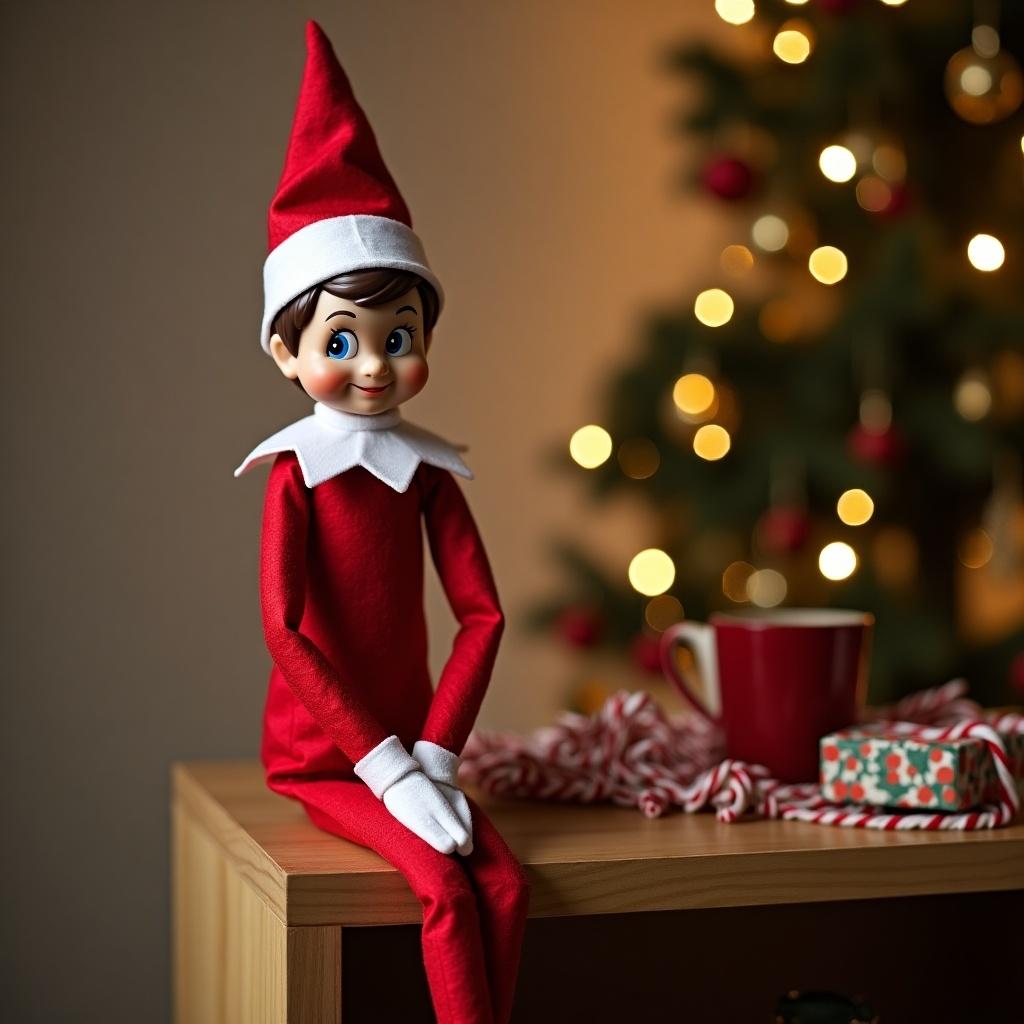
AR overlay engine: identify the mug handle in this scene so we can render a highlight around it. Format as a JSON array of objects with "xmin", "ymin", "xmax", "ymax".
[{"xmin": 659, "ymin": 621, "xmax": 722, "ymax": 726}]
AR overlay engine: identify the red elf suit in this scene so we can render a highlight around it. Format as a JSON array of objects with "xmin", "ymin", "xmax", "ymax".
[{"xmin": 235, "ymin": 23, "xmax": 529, "ymax": 1024}]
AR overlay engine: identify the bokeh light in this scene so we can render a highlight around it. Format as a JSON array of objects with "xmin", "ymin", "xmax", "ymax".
[
  {"xmin": 617, "ymin": 437, "xmax": 661, "ymax": 480},
  {"xmin": 872, "ymin": 144, "xmax": 907, "ymax": 181},
  {"xmin": 751, "ymin": 214, "xmax": 789, "ymax": 252},
  {"xmin": 855, "ymin": 175, "xmax": 892, "ymax": 212},
  {"xmin": 808, "ymin": 245, "xmax": 848, "ymax": 284},
  {"xmin": 693, "ymin": 424, "xmax": 732, "ymax": 461},
  {"xmin": 628, "ymin": 549, "xmax": 676, "ymax": 596},
  {"xmin": 720, "ymin": 244, "xmax": 755, "ymax": 275},
  {"xmin": 960, "ymin": 63, "xmax": 993, "ymax": 97},
  {"xmin": 819, "ymin": 145, "xmax": 857, "ymax": 182},
  {"xmin": 714, "ymin": 0, "xmax": 755, "ymax": 26},
  {"xmin": 722, "ymin": 561, "xmax": 755, "ymax": 602},
  {"xmin": 967, "ymin": 233, "xmax": 1005, "ymax": 271},
  {"xmin": 819, "ymin": 541, "xmax": 858, "ymax": 581},
  {"xmin": 645, "ymin": 594, "xmax": 683, "ymax": 631},
  {"xmin": 673, "ymin": 373, "xmax": 716, "ymax": 415},
  {"xmin": 773, "ymin": 23, "xmax": 812, "ymax": 65},
  {"xmin": 954, "ymin": 372, "xmax": 992, "ymax": 421},
  {"xmin": 569, "ymin": 425, "xmax": 612, "ymax": 468},
  {"xmin": 959, "ymin": 529, "xmax": 994, "ymax": 569},
  {"xmin": 972, "ymin": 25, "xmax": 1000, "ymax": 60},
  {"xmin": 837, "ymin": 488, "xmax": 874, "ymax": 526},
  {"xmin": 747, "ymin": 568, "xmax": 787, "ymax": 607},
  {"xmin": 694, "ymin": 288, "xmax": 735, "ymax": 327}
]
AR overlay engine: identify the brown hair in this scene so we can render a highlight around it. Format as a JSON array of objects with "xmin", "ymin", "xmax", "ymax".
[{"xmin": 271, "ymin": 268, "xmax": 440, "ymax": 358}]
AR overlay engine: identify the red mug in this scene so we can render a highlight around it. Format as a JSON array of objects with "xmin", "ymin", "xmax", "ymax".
[{"xmin": 660, "ymin": 609, "xmax": 873, "ymax": 782}]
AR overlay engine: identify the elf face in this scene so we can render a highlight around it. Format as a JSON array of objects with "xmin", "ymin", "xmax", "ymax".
[{"xmin": 271, "ymin": 287, "xmax": 430, "ymax": 414}]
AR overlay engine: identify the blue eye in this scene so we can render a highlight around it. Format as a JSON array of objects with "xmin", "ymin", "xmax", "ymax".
[
  {"xmin": 326, "ymin": 330, "xmax": 358, "ymax": 360},
  {"xmin": 385, "ymin": 327, "xmax": 414, "ymax": 357}
]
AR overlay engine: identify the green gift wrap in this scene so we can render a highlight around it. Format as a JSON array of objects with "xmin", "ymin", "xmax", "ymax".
[{"xmin": 819, "ymin": 724, "xmax": 1024, "ymax": 812}]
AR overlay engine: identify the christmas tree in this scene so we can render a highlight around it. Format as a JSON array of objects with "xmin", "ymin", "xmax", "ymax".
[{"xmin": 531, "ymin": 0, "xmax": 1024, "ymax": 709}]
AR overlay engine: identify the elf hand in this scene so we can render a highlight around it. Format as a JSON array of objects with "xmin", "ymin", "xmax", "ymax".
[
  {"xmin": 353, "ymin": 736, "xmax": 470, "ymax": 855},
  {"xmin": 413, "ymin": 740, "xmax": 474, "ymax": 856}
]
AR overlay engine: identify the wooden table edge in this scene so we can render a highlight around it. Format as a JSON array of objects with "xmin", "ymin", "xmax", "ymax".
[
  {"xmin": 173, "ymin": 761, "xmax": 291, "ymax": 924},
  {"xmin": 172, "ymin": 760, "xmax": 1024, "ymax": 928}
]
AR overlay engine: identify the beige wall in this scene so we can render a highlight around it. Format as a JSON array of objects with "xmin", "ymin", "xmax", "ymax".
[{"xmin": 3, "ymin": 1, "xmax": 726, "ymax": 1018}]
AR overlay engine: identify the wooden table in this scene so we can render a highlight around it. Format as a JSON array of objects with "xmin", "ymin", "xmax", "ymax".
[{"xmin": 172, "ymin": 760, "xmax": 1024, "ymax": 1023}]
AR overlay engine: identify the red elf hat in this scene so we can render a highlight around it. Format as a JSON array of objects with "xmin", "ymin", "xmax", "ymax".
[{"xmin": 260, "ymin": 21, "xmax": 444, "ymax": 352}]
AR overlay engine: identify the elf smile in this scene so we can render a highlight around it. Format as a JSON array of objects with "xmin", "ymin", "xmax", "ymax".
[{"xmin": 352, "ymin": 382, "xmax": 393, "ymax": 394}]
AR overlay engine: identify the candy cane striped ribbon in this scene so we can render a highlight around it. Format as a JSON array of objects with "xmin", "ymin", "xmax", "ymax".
[{"xmin": 459, "ymin": 684, "xmax": 1021, "ymax": 830}]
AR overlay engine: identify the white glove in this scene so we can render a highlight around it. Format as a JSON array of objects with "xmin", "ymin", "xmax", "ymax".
[
  {"xmin": 413, "ymin": 740, "xmax": 474, "ymax": 857},
  {"xmin": 353, "ymin": 735, "xmax": 470, "ymax": 855}
]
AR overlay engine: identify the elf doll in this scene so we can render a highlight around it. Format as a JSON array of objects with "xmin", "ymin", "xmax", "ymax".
[{"xmin": 235, "ymin": 22, "xmax": 530, "ymax": 1024}]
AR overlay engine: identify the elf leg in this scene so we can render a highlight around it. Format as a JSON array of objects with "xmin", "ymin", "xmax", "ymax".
[
  {"xmin": 458, "ymin": 793, "xmax": 531, "ymax": 1024},
  {"xmin": 270, "ymin": 777, "xmax": 495, "ymax": 1024}
]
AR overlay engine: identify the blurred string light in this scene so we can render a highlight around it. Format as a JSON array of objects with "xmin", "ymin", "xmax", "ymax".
[
  {"xmin": 645, "ymin": 594, "xmax": 683, "ymax": 631},
  {"xmin": 569, "ymin": 424, "xmax": 612, "ymax": 468},
  {"xmin": 959, "ymin": 528, "xmax": 994, "ymax": 569},
  {"xmin": 819, "ymin": 144, "xmax": 857, "ymax": 182},
  {"xmin": 808, "ymin": 245, "xmax": 848, "ymax": 284},
  {"xmin": 967, "ymin": 233, "xmax": 1005, "ymax": 271},
  {"xmin": 628, "ymin": 548, "xmax": 676, "ymax": 596},
  {"xmin": 714, "ymin": 0, "xmax": 755, "ymax": 26},
  {"xmin": 751, "ymin": 214, "xmax": 789, "ymax": 252},
  {"xmin": 693, "ymin": 424, "xmax": 731, "ymax": 460},
  {"xmin": 819, "ymin": 541, "xmax": 858, "ymax": 581},
  {"xmin": 954, "ymin": 370, "xmax": 992, "ymax": 420},
  {"xmin": 673, "ymin": 373, "xmax": 716, "ymax": 415},
  {"xmin": 880, "ymin": 0, "xmax": 908, "ymax": 6},
  {"xmin": 747, "ymin": 568, "xmax": 787, "ymax": 607},
  {"xmin": 837, "ymin": 488, "xmax": 874, "ymax": 526},
  {"xmin": 784, "ymin": 0, "xmax": 809, "ymax": 5},
  {"xmin": 722, "ymin": 560, "xmax": 755, "ymax": 602},
  {"xmin": 773, "ymin": 21, "xmax": 813, "ymax": 65},
  {"xmin": 694, "ymin": 288, "xmax": 735, "ymax": 326},
  {"xmin": 617, "ymin": 437, "xmax": 660, "ymax": 479},
  {"xmin": 720, "ymin": 244, "xmax": 755, "ymax": 275}
]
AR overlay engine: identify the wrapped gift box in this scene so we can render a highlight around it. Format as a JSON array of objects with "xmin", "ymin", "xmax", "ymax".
[{"xmin": 819, "ymin": 724, "xmax": 1024, "ymax": 812}]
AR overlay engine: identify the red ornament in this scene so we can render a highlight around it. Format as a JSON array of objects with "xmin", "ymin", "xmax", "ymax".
[
  {"xmin": 757, "ymin": 505, "xmax": 811, "ymax": 555},
  {"xmin": 630, "ymin": 632, "xmax": 663, "ymax": 675},
  {"xmin": 555, "ymin": 606, "xmax": 606, "ymax": 648},
  {"xmin": 1011, "ymin": 652, "xmax": 1024, "ymax": 697},
  {"xmin": 701, "ymin": 155, "xmax": 754, "ymax": 201},
  {"xmin": 847, "ymin": 423, "xmax": 906, "ymax": 467},
  {"xmin": 819, "ymin": 0, "xmax": 861, "ymax": 13}
]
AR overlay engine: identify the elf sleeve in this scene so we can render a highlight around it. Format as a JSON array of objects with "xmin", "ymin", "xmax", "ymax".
[
  {"xmin": 259, "ymin": 453, "xmax": 392, "ymax": 764},
  {"xmin": 420, "ymin": 466, "xmax": 506, "ymax": 756}
]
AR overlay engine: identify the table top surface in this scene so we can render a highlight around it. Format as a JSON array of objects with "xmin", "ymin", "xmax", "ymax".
[{"xmin": 173, "ymin": 760, "xmax": 1024, "ymax": 928}]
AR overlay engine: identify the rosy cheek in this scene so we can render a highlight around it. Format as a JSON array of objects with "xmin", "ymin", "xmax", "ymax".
[
  {"xmin": 302, "ymin": 362, "xmax": 350, "ymax": 400},
  {"xmin": 406, "ymin": 360, "xmax": 429, "ymax": 392}
]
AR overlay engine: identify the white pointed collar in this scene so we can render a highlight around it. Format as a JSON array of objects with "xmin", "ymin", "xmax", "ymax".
[{"xmin": 234, "ymin": 402, "xmax": 473, "ymax": 492}]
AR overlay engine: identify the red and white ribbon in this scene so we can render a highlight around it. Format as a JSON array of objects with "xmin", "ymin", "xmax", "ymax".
[{"xmin": 460, "ymin": 681, "xmax": 1022, "ymax": 831}]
